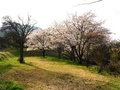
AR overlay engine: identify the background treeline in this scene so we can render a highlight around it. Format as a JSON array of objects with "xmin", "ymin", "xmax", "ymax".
[{"xmin": 0, "ymin": 12, "xmax": 120, "ymax": 76}]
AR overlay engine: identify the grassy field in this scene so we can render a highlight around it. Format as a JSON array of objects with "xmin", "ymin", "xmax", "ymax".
[{"xmin": 0, "ymin": 52, "xmax": 120, "ymax": 90}]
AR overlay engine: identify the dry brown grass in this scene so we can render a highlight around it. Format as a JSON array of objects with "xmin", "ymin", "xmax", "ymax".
[{"xmin": 0, "ymin": 57, "xmax": 109, "ymax": 90}]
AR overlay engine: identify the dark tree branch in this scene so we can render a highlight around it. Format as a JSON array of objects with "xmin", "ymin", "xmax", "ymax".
[
  {"xmin": 1, "ymin": 15, "xmax": 36, "ymax": 63},
  {"xmin": 76, "ymin": 0, "xmax": 102, "ymax": 6}
]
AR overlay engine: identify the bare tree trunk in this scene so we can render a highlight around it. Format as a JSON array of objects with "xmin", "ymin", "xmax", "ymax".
[
  {"xmin": 70, "ymin": 46, "xmax": 76, "ymax": 62},
  {"xmin": 74, "ymin": 47, "xmax": 83, "ymax": 64},
  {"xmin": 58, "ymin": 47, "xmax": 62, "ymax": 59},
  {"xmin": 98, "ymin": 61, "xmax": 104, "ymax": 73},
  {"xmin": 19, "ymin": 43, "xmax": 24, "ymax": 63},
  {"xmin": 86, "ymin": 59, "xmax": 89, "ymax": 68},
  {"xmin": 86, "ymin": 45, "xmax": 90, "ymax": 68},
  {"xmin": 78, "ymin": 55, "xmax": 83, "ymax": 64},
  {"xmin": 98, "ymin": 53, "xmax": 105, "ymax": 73},
  {"xmin": 42, "ymin": 48, "xmax": 45, "ymax": 57}
]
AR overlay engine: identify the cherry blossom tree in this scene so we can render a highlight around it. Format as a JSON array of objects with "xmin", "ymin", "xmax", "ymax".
[
  {"xmin": 27, "ymin": 30, "xmax": 50, "ymax": 57},
  {"xmin": 65, "ymin": 12, "xmax": 110, "ymax": 64},
  {"xmin": 47, "ymin": 12, "xmax": 111, "ymax": 65}
]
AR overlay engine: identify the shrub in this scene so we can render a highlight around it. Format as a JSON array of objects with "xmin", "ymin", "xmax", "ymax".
[{"xmin": 0, "ymin": 80, "xmax": 24, "ymax": 90}]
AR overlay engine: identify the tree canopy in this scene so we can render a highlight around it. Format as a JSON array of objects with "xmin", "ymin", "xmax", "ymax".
[{"xmin": 0, "ymin": 15, "xmax": 36, "ymax": 63}]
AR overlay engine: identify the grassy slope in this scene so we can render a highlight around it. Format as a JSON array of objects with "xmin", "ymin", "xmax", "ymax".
[{"xmin": 0, "ymin": 52, "xmax": 120, "ymax": 90}]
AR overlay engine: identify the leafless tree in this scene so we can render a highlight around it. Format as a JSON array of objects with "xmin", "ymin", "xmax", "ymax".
[{"xmin": 1, "ymin": 15, "xmax": 36, "ymax": 63}]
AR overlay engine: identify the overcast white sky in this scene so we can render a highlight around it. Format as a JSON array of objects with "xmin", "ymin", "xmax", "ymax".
[{"xmin": 0, "ymin": 0, "xmax": 120, "ymax": 39}]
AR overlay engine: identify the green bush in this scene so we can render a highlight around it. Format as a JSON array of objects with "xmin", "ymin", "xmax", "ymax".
[
  {"xmin": 108, "ymin": 48, "xmax": 120, "ymax": 76},
  {"xmin": 0, "ymin": 80, "xmax": 24, "ymax": 90}
]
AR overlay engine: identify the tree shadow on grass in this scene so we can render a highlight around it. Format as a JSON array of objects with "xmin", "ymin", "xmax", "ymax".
[
  {"xmin": 18, "ymin": 62, "xmax": 107, "ymax": 90},
  {"xmin": 39, "ymin": 56, "xmax": 86, "ymax": 67},
  {"xmin": 0, "ymin": 60, "xmax": 109, "ymax": 90}
]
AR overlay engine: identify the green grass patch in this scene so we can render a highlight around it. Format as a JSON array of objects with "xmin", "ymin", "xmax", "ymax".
[
  {"xmin": 38, "ymin": 56, "xmax": 120, "ymax": 90},
  {"xmin": 0, "ymin": 52, "xmax": 33, "ymax": 73},
  {"xmin": 0, "ymin": 80, "xmax": 24, "ymax": 90},
  {"xmin": 38, "ymin": 56, "xmax": 90, "ymax": 70},
  {"xmin": 96, "ymin": 78, "xmax": 120, "ymax": 90},
  {"xmin": 39, "ymin": 56, "xmax": 80, "ymax": 65},
  {"xmin": 0, "ymin": 50, "xmax": 120, "ymax": 90},
  {"xmin": 106, "ymin": 78, "xmax": 120, "ymax": 90}
]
